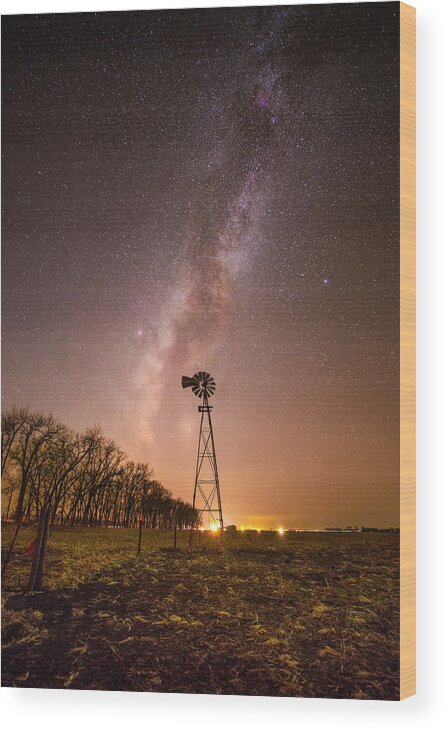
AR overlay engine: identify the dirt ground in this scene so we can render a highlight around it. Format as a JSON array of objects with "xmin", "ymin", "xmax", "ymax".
[{"xmin": 1, "ymin": 527, "xmax": 399, "ymax": 699}]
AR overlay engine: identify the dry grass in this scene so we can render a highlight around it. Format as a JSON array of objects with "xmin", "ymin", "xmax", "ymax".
[{"xmin": 1, "ymin": 526, "xmax": 399, "ymax": 699}]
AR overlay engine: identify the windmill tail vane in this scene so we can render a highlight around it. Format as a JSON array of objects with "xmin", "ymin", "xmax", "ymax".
[{"xmin": 181, "ymin": 375, "xmax": 197, "ymax": 389}]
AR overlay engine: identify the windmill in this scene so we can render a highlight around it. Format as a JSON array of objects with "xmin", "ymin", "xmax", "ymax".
[{"xmin": 181, "ymin": 371, "xmax": 223, "ymax": 530}]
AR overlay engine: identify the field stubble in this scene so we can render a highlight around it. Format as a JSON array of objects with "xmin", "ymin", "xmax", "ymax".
[{"xmin": 1, "ymin": 526, "xmax": 399, "ymax": 699}]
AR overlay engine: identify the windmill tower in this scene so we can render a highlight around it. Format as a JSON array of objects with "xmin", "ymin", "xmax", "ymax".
[{"xmin": 181, "ymin": 371, "xmax": 223, "ymax": 530}]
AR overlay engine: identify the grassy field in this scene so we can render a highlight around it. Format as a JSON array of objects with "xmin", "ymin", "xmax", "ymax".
[{"xmin": 1, "ymin": 526, "xmax": 399, "ymax": 699}]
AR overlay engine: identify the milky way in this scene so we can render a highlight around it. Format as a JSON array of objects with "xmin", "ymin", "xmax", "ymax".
[
  {"xmin": 2, "ymin": 3, "xmax": 401, "ymax": 527},
  {"xmin": 137, "ymin": 8, "xmax": 290, "ymax": 445}
]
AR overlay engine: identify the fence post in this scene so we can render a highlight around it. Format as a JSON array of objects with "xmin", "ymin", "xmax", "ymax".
[
  {"xmin": 28, "ymin": 506, "xmax": 50, "ymax": 592},
  {"xmin": 137, "ymin": 516, "xmax": 143, "ymax": 556}
]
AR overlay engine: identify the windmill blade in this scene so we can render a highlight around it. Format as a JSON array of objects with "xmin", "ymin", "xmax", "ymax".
[{"xmin": 204, "ymin": 375, "xmax": 216, "ymax": 398}]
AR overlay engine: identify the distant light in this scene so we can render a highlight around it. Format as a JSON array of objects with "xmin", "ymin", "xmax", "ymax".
[
  {"xmin": 240, "ymin": 526, "xmax": 245, "ymax": 531},
  {"xmin": 278, "ymin": 527, "xmax": 284, "ymax": 536},
  {"xmin": 210, "ymin": 524, "xmax": 218, "ymax": 532},
  {"xmin": 257, "ymin": 529, "xmax": 261, "ymax": 533},
  {"xmin": 323, "ymin": 277, "xmax": 329, "ymax": 285}
]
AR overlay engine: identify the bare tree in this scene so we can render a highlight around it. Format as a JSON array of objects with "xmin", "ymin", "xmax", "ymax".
[{"xmin": 1, "ymin": 408, "xmax": 200, "ymax": 535}]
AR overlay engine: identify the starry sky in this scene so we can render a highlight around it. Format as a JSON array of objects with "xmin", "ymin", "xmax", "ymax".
[{"xmin": 2, "ymin": 3, "xmax": 400, "ymax": 528}]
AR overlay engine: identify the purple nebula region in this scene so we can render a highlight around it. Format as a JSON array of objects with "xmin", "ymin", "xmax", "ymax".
[{"xmin": 255, "ymin": 92, "xmax": 269, "ymax": 108}]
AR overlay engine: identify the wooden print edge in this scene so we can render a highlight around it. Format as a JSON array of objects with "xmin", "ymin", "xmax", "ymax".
[{"xmin": 399, "ymin": 1, "xmax": 416, "ymax": 701}]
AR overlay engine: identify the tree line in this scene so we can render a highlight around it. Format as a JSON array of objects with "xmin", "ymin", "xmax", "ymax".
[{"xmin": 1, "ymin": 407, "xmax": 200, "ymax": 530}]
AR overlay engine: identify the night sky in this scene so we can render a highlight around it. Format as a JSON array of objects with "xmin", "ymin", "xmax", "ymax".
[{"xmin": 2, "ymin": 3, "xmax": 400, "ymax": 528}]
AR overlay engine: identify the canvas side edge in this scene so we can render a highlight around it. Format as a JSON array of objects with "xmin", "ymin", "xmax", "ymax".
[{"xmin": 399, "ymin": 1, "xmax": 416, "ymax": 701}]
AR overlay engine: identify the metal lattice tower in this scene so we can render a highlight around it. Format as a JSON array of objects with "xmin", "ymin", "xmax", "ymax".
[{"xmin": 181, "ymin": 371, "xmax": 223, "ymax": 530}]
